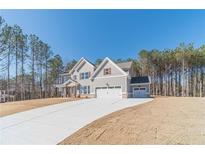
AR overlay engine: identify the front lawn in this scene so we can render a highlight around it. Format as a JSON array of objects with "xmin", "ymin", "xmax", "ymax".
[{"xmin": 0, "ymin": 97, "xmax": 81, "ymax": 117}]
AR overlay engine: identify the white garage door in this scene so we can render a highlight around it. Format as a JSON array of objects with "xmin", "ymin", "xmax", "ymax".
[
  {"xmin": 96, "ymin": 86, "xmax": 122, "ymax": 99},
  {"xmin": 133, "ymin": 87, "xmax": 147, "ymax": 98}
]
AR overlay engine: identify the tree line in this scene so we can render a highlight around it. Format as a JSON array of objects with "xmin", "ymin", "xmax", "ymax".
[
  {"xmin": 89, "ymin": 45, "xmax": 205, "ymax": 97},
  {"xmin": 0, "ymin": 16, "xmax": 64, "ymax": 101},
  {"xmin": 1, "ymin": 15, "xmax": 204, "ymax": 102},
  {"xmin": 138, "ymin": 43, "xmax": 205, "ymax": 97}
]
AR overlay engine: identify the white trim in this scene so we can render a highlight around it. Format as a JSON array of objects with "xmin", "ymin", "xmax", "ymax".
[
  {"xmin": 125, "ymin": 76, "xmax": 128, "ymax": 94},
  {"xmin": 132, "ymin": 87, "xmax": 135, "ymax": 98},
  {"xmin": 84, "ymin": 59, "xmax": 95, "ymax": 68},
  {"xmin": 95, "ymin": 85, "xmax": 122, "ymax": 89},
  {"xmin": 58, "ymin": 72, "xmax": 70, "ymax": 76},
  {"xmin": 76, "ymin": 59, "xmax": 95, "ymax": 72},
  {"xmin": 75, "ymin": 60, "xmax": 86, "ymax": 72},
  {"xmin": 130, "ymin": 82, "xmax": 151, "ymax": 85},
  {"xmin": 95, "ymin": 85, "xmax": 123, "ymax": 98},
  {"xmin": 91, "ymin": 57, "xmax": 127, "ymax": 79},
  {"xmin": 91, "ymin": 57, "xmax": 107, "ymax": 78},
  {"xmin": 133, "ymin": 86, "xmax": 147, "ymax": 91},
  {"xmin": 54, "ymin": 84, "xmax": 66, "ymax": 88},
  {"xmin": 94, "ymin": 74, "xmax": 127, "ymax": 79},
  {"xmin": 63, "ymin": 79, "xmax": 78, "ymax": 85},
  {"xmin": 68, "ymin": 57, "xmax": 84, "ymax": 74},
  {"xmin": 132, "ymin": 86, "xmax": 149, "ymax": 97},
  {"xmin": 70, "ymin": 57, "xmax": 95, "ymax": 74},
  {"xmin": 54, "ymin": 78, "xmax": 78, "ymax": 88}
]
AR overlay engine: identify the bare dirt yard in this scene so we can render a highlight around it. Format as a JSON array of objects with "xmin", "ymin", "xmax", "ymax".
[
  {"xmin": 60, "ymin": 97, "xmax": 205, "ymax": 145},
  {"xmin": 0, "ymin": 97, "xmax": 81, "ymax": 117}
]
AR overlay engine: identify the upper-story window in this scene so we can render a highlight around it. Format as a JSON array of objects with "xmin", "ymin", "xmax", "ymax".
[
  {"xmin": 104, "ymin": 68, "xmax": 111, "ymax": 75},
  {"xmin": 63, "ymin": 75, "xmax": 68, "ymax": 82},
  {"xmin": 80, "ymin": 72, "xmax": 90, "ymax": 80},
  {"xmin": 73, "ymin": 75, "xmax": 77, "ymax": 80}
]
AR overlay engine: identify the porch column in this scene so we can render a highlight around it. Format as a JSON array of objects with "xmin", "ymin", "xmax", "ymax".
[
  {"xmin": 76, "ymin": 85, "xmax": 80, "ymax": 95},
  {"xmin": 63, "ymin": 87, "xmax": 67, "ymax": 97},
  {"xmin": 67, "ymin": 87, "xmax": 70, "ymax": 97},
  {"xmin": 74, "ymin": 86, "xmax": 76, "ymax": 97}
]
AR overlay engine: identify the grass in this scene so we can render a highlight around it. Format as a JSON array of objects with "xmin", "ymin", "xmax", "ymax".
[{"xmin": 0, "ymin": 97, "xmax": 81, "ymax": 117}]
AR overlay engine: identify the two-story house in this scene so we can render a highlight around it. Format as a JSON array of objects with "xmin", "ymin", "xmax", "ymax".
[{"xmin": 54, "ymin": 57, "xmax": 150, "ymax": 98}]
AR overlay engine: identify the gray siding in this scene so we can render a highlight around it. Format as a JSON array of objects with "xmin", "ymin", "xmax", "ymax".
[
  {"xmin": 91, "ymin": 59, "xmax": 129, "ymax": 95},
  {"xmin": 54, "ymin": 57, "xmax": 148, "ymax": 98},
  {"xmin": 71, "ymin": 61, "xmax": 95, "ymax": 92},
  {"xmin": 93, "ymin": 60, "xmax": 125, "ymax": 78}
]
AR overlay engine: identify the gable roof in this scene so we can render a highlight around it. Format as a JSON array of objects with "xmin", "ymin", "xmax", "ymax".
[
  {"xmin": 130, "ymin": 76, "xmax": 150, "ymax": 84},
  {"xmin": 116, "ymin": 61, "xmax": 133, "ymax": 70},
  {"xmin": 85, "ymin": 59, "xmax": 96, "ymax": 67},
  {"xmin": 69, "ymin": 57, "xmax": 95, "ymax": 74},
  {"xmin": 58, "ymin": 72, "xmax": 70, "ymax": 76},
  {"xmin": 63, "ymin": 78, "xmax": 77, "ymax": 86},
  {"xmin": 91, "ymin": 57, "xmax": 127, "ymax": 78}
]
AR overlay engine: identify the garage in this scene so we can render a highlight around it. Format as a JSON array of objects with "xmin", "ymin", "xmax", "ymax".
[
  {"xmin": 96, "ymin": 86, "xmax": 122, "ymax": 98},
  {"xmin": 130, "ymin": 76, "xmax": 150, "ymax": 98},
  {"xmin": 133, "ymin": 87, "xmax": 147, "ymax": 98}
]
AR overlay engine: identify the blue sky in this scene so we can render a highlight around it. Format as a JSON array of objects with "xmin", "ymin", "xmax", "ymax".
[{"xmin": 1, "ymin": 9, "xmax": 205, "ymax": 63}]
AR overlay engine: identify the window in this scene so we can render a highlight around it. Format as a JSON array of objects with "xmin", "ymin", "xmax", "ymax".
[
  {"xmin": 104, "ymin": 68, "xmax": 111, "ymax": 75},
  {"xmin": 115, "ymin": 86, "xmax": 121, "ymax": 89},
  {"xmin": 80, "ymin": 72, "xmax": 90, "ymax": 80},
  {"xmin": 108, "ymin": 86, "xmax": 114, "ymax": 89},
  {"xmin": 73, "ymin": 75, "xmax": 77, "ymax": 80},
  {"xmin": 80, "ymin": 86, "xmax": 90, "ymax": 94},
  {"xmin": 84, "ymin": 72, "xmax": 89, "ymax": 79},
  {"xmin": 84, "ymin": 86, "xmax": 87, "ymax": 94},
  {"xmin": 63, "ymin": 76, "xmax": 67, "ymax": 82}
]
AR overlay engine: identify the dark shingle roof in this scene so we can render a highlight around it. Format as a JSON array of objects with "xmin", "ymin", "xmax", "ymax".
[
  {"xmin": 85, "ymin": 58, "xmax": 96, "ymax": 67},
  {"xmin": 130, "ymin": 76, "xmax": 150, "ymax": 84}
]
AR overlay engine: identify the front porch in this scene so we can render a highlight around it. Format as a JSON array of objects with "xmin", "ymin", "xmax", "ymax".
[
  {"xmin": 54, "ymin": 78, "xmax": 95, "ymax": 98},
  {"xmin": 64, "ymin": 85, "xmax": 79, "ymax": 97},
  {"xmin": 54, "ymin": 79, "xmax": 80, "ymax": 98}
]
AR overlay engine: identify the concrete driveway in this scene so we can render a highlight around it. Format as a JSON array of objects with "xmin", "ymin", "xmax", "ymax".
[{"xmin": 0, "ymin": 98, "xmax": 153, "ymax": 145}]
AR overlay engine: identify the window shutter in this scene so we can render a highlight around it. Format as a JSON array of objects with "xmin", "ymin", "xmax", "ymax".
[
  {"xmin": 79, "ymin": 73, "xmax": 82, "ymax": 80},
  {"xmin": 108, "ymin": 68, "xmax": 111, "ymax": 74},
  {"xmin": 88, "ymin": 72, "xmax": 91, "ymax": 78}
]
